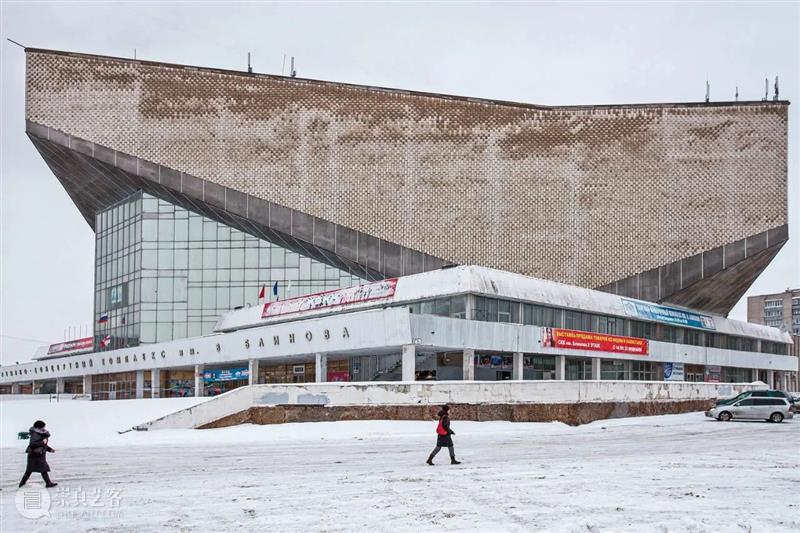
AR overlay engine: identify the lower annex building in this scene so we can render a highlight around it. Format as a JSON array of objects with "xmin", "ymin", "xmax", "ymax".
[{"xmin": 1, "ymin": 266, "xmax": 796, "ymax": 398}]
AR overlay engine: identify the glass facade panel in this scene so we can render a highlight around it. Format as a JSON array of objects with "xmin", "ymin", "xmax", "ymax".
[
  {"xmin": 565, "ymin": 357, "xmax": 592, "ymax": 380},
  {"xmin": 94, "ymin": 192, "xmax": 363, "ymax": 350}
]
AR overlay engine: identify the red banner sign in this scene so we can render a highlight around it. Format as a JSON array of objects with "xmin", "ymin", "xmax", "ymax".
[
  {"xmin": 262, "ymin": 279, "xmax": 398, "ymax": 319},
  {"xmin": 47, "ymin": 337, "xmax": 93, "ymax": 355},
  {"xmin": 541, "ymin": 328, "xmax": 648, "ymax": 356}
]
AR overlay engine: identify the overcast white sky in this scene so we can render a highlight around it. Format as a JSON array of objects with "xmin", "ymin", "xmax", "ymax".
[{"xmin": 1, "ymin": 1, "xmax": 798, "ymax": 365}]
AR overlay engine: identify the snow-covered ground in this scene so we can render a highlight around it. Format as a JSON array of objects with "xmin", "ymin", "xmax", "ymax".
[{"xmin": 1, "ymin": 396, "xmax": 798, "ymax": 532}]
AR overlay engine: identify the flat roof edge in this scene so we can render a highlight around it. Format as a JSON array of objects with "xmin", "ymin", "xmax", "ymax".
[{"xmin": 24, "ymin": 47, "xmax": 791, "ymax": 111}]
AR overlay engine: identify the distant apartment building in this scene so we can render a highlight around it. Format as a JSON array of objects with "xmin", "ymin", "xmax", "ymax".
[{"xmin": 747, "ymin": 289, "xmax": 800, "ymax": 334}]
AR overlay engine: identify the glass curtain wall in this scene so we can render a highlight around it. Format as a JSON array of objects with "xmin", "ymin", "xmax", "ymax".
[{"xmin": 95, "ymin": 192, "xmax": 363, "ymax": 349}]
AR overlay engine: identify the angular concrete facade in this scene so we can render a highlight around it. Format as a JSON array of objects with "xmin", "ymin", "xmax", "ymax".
[{"xmin": 24, "ymin": 49, "xmax": 789, "ymax": 314}]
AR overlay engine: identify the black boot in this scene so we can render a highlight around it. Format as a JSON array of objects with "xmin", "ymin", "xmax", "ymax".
[
  {"xmin": 19, "ymin": 471, "xmax": 31, "ymax": 488},
  {"xmin": 42, "ymin": 472, "xmax": 57, "ymax": 488},
  {"xmin": 450, "ymin": 457, "xmax": 461, "ymax": 465},
  {"xmin": 426, "ymin": 454, "xmax": 435, "ymax": 465}
]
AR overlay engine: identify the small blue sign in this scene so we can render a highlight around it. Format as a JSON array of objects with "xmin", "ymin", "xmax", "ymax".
[
  {"xmin": 621, "ymin": 298, "xmax": 715, "ymax": 330},
  {"xmin": 203, "ymin": 367, "xmax": 249, "ymax": 382}
]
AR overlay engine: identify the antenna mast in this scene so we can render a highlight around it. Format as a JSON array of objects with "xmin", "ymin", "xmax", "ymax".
[{"xmin": 247, "ymin": 52, "xmax": 252, "ymax": 74}]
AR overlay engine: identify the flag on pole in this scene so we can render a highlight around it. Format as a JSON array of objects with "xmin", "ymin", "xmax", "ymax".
[
  {"xmin": 272, "ymin": 281, "xmax": 279, "ymax": 297},
  {"xmin": 97, "ymin": 313, "xmax": 109, "ymax": 324},
  {"xmin": 258, "ymin": 285, "xmax": 266, "ymax": 299},
  {"xmin": 100, "ymin": 335, "xmax": 111, "ymax": 348}
]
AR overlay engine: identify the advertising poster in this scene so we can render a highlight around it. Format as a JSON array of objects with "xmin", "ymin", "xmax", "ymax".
[
  {"xmin": 541, "ymin": 327, "xmax": 648, "ymax": 355},
  {"xmin": 621, "ymin": 298, "xmax": 715, "ymax": 330},
  {"xmin": 262, "ymin": 278, "xmax": 398, "ymax": 318},
  {"xmin": 704, "ymin": 365, "xmax": 722, "ymax": 383},
  {"xmin": 475, "ymin": 355, "xmax": 513, "ymax": 368},
  {"xmin": 327, "ymin": 371, "xmax": 350, "ymax": 382},
  {"xmin": 47, "ymin": 337, "xmax": 94, "ymax": 356},
  {"xmin": 663, "ymin": 362, "xmax": 685, "ymax": 381},
  {"xmin": 202, "ymin": 367, "xmax": 249, "ymax": 382}
]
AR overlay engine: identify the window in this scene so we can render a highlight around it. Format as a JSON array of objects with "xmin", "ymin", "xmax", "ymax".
[
  {"xmin": 601, "ymin": 359, "xmax": 627, "ymax": 380},
  {"xmin": 528, "ymin": 356, "xmax": 556, "ymax": 380},
  {"xmin": 630, "ymin": 321, "xmax": 656, "ymax": 340},
  {"xmin": 630, "ymin": 361, "xmax": 657, "ymax": 381},
  {"xmin": 474, "ymin": 296, "xmax": 517, "ymax": 323},
  {"xmin": 565, "ymin": 357, "xmax": 591, "ymax": 380}
]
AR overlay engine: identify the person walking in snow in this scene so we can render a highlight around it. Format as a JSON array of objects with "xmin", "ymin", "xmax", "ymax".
[
  {"xmin": 426, "ymin": 405, "xmax": 461, "ymax": 465},
  {"xmin": 19, "ymin": 420, "xmax": 58, "ymax": 488}
]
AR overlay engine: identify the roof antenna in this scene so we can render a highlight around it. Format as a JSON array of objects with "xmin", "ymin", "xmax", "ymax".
[
  {"xmin": 735, "ymin": 84, "xmax": 738, "ymax": 102},
  {"xmin": 705, "ymin": 80, "xmax": 710, "ymax": 103},
  {"xmin": 773, "ymin": 75, "xmax": 779, "ymax": 101},
  {"xmin": 134, "ymin": 48, "xmax": 137, "ymax": 60},
  {"xmin": 6, "ymin": 38, "xmax": 26, "ymax": 49},
  {"xmin": 247, "ymin": 52, "xmax": 252, "ymax": 74},
  {"xmin": 762, "ymin": 77, "xmax": 769, "ymax": 101},
  {"xmin": 290, "ymin": 56, "xmax": 296, "ymax": 78},
  {"xmin": 281, "ymin": 53, "xmax": 286, "ymax": 76}
]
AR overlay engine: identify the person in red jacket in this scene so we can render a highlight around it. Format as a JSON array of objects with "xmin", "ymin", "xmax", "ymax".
[{"xmin": 426, "ymin": 405, "xmax": 461, "ymax": 465}]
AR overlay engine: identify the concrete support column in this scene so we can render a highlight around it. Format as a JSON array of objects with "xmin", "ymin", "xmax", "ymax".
[
  {"xmin": 151, "ymin": 369, "xmax": 161, "ymax": 398},
  {"xmin": 591, "ymin": 358, "xmax": 601, "ymax": 380},
  {"xmin": 315, "ymin": 353, "xmax": 328, "ymax": 383},
  {"xmin": 248, "ymin": 359, "xmax": 259, "ymax": 386},
  {"xmin": 767, "ymin": 370, "xmax": 775, "ymax": 388},
  {"xmin": 752, "ymin": 368, "xmax": 759, "ymax": 383},
  {"xmin": 55, "ymin": 377, "xmax": 65, "ymax": 394},
  {"xmin": 402, "ymin": 344, "xmax": 416, "ymax": 382},
  {"xmin": 512, "ymin": 352, "xmax": 524, "ymax": 380},
  {"xmin": 31, "ymin": 380, "xmax": 37, "ymax": 394},
  {"xmin": 83, "ymin": 375, "xmax": 92, "ymax": 398},
  {"xmin": 462, "ymin": 348, "xmax": 475, "ymax": 381},
  {"xmin": 194, "ymin": 365, "xmax": 204, "ymax": 397},
  {"xmin": 11, "ymin": 383, "xmax": 20, "ymax": 394},
  {"xmin": 555, "ymin": 355, "xmax": 566, "ymax": 381},
  {"xmin": 135, "ymin": 370, "xmax": 144, "ymax": 399}
]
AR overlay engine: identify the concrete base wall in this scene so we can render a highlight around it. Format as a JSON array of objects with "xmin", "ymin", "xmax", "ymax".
[
  {"xmin": 137, "ymin": 380, "xmax": 764, "ymax": 431},
  {"xmin": 199, "ymin": 399, "xmax": 713, "ymax": 428}
]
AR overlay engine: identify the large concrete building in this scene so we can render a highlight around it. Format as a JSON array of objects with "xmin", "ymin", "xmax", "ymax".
[
  {"xmin": 24, "ymin": 49, "xmax": 788, "ymax": 323},
  {"xmin": 1, "ymin": 48, "xmax": 794, "ymax": 405}
]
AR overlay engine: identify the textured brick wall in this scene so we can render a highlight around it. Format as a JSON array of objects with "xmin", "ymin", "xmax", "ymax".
[
  {"xmin": 197, "ymin": 400, "xmax": 715, "ymax": 428},
  {"xmin": 25, "ymin": 50, "xmax": 788, "ymax": 288}
]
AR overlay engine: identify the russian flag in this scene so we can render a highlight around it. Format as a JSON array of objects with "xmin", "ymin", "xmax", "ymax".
[{"xmin": 97, "ymin": 313, "xmax": 109, "ymax": 324}]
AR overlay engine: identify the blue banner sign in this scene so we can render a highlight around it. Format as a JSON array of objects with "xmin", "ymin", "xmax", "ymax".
[
  {"xmin": 663, "ymin": 362, "xmax": 685, "ymax": 381},
  {"xmin": 203, "ymin": 367, "xmax": 249, "ymax": 382},
  {"xmin": 621, "ymin": 298, "xmax": 715, "ymax": 330}
]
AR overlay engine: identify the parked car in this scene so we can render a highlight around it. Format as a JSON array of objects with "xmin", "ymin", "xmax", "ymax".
[
  {"xmin": 706, "ymin": 397, "xmax": 794, "ymax": 423},
  {"xmin": 716, "ymin": 389, "xmax": 796, "ymax": 411}
]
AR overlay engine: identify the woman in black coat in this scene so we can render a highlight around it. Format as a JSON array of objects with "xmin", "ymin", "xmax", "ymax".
[
  {"xmin": 426, "ymin": 405, "xmax": 461, "ymax": 465},
  {"xmin": 19, "ymin": 420, "xmax": 57, "ymax": 488}
]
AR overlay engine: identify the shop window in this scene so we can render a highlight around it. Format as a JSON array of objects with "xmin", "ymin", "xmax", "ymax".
[
  {"xmin": 601, "ymin": 359, "xmax": 627, "ymax": 380},
  {"xmin": 526, "ymin": 355, "xmax": 556, "ymax": 380},
  {"xmin": 630, "ymin": 361, "xmax": 657, "ymax": 381}
]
